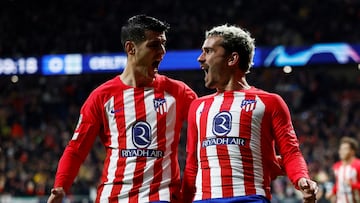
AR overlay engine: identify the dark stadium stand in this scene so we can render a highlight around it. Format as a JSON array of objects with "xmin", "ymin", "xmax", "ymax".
[{"xmin": 0, "ymin": 0, "xmax": 359, "ymax": 56}]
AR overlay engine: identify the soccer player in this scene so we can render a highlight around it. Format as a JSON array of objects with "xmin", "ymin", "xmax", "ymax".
[
  {"xmin": 181, "ymin": 24, "xmax": 318, "ymax": 203},
  {"xmin": 326, "ymin": 136, "xmax": 360, "ymax": 203},
  {"xmin": 47, "ymin": 14, "xmax": 197, "ymax": 203}
]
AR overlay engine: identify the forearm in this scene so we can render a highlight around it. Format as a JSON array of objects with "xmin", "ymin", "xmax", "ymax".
[
  {"xmin": 282, "ymin": 150, "xmax": 310, "ymax": 189},
  {"xmin": 181, "ymin": 163, "xmax": 197, "ymax": 203},
  {"xmin": 54, "ymin": 145, "xmax": 85, "ymax": 193}
]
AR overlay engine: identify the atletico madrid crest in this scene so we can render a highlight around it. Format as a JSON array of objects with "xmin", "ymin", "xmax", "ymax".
[
  {"xmin": 241, "ymin": 99, "xmax": 257, "ymax": 112},
  {"xmin": 153, "ymin": 98, "xmax": 168, "ymax": 115}
]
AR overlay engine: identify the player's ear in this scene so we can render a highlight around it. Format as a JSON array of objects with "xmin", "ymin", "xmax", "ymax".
[
  {"xmin": 227, "ymin": 52, "xmax": 239, "ymax": 66},
  {"xmin": 125, "ymin": 41, "xmax": 135, "ymax": 55}
]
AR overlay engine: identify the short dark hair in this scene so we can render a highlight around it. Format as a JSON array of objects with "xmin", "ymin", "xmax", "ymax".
[
  {"xmin": 121, "ymin": 14, "xmax": 170, "ymax": 49},
  {"xmin": 340, "ymin": 136, "xmax": 359, "ymax": 152}
]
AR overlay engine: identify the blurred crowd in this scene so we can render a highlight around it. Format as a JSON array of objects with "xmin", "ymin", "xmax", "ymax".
[
  {"xmin": 0, "ymin": 65, "xmax": 360, "ymax": 202},
  {"xmin": 0, "ymin": 0, "xmax": 359, "ymax": 57}
]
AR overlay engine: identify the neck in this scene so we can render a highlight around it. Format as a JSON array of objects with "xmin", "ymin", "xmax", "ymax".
[
  {"xmin": 343, "ymin": 156, "xmax": 355, "ymax": 165},
  {"xmin": 217, "ymin": 76, "xmax": 250, "ymax": 93},
  {"xmin": 120, "ymin": 65, "xmax": 154, "ymax": 87},
  {"xmin": 236, "ymin": 77, "xmax": 251, "ymax": 90}
]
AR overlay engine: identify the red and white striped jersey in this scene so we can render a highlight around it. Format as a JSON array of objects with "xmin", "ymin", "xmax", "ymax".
[
  {"xmin": 54, "ymin": 74, "xmax": 197, "ymax": 203},
  {"xmin": 332, "ymin": 158, "xmax": 360, "ymax": 203},
  {"xmin": 182, "ymin": 87, "xmax": 309, "ymax": 202}
]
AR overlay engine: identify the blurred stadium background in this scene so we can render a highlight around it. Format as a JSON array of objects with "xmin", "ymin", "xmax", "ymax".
[{"xmin": 0, "ymin": 0, "xmax": 359, "ymax": 202}]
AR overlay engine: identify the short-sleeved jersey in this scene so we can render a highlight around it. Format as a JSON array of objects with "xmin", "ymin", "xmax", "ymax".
[
  {"xmin": 54, "ymin": 74, "xmax": 197, "ymax": 203},
  {"xmin": 332, "ymin": 158, "xmax": 360, "ymax": 203},
  {"xmin": 182, "ymin": 87, "xmax": 309, "ymax": 202}
]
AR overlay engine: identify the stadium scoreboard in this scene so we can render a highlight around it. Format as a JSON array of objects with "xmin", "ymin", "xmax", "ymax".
[{"xmin": 0, "ymin": 43, "xmax": 359, "ymax": 76}]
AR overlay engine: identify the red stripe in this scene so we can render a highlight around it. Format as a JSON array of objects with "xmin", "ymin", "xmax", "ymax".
[
  {"xmin": 129, "ymin": 88, "xmax": 147, "ymax": 203},
  {"xmin": 149, "ymin": 91, "xmax": 166, "ymax": 202},
  {"xmin": 200, "ymin": 99, "xmax": 214, "ymax": 199},
  {"xmin": 110, "ymin": 92, "xmax": 127, "ymax": 201},
  {"xmin": 239, "ymin": 94, "xmax": 256, "ymax": 195},
  {"xmin": 217, "ymin": 92, "xmax": 234, "ymax": 198}
]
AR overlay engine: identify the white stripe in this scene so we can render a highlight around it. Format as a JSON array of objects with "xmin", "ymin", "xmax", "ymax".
[
  {"xmin": 100, "ymin": 96, "xmax": 119, "ymax": 201},
  {"xmin": 345, "ymin": 165, "xmax": 353, "ymax": 203},
  {"xmin": 337, "ymin": 165, "xmax": 344, "ymax": 202},
  {"xmin": 245, "ymin": 104, "xmax": 250, "ymax": 112},
  {"xmin": 159, "ymin": 106, "xmax": 163, "ymax": 114},
  {"xmin": 72, "ymin": 114, "xmax": 82, "ymax": 140},
  {"xmin": 207, "ymin": 93, "xmax": 223, "ymax": 199},
  {"xmin": 338, "ymin": 165, "xmax": 351, "ymax": 203},
  {"xmin": 107, "ymin": 97, "xmax": 120, "ymax": 149},
  {"xmin": 194, "ymin": 102, "xmax": 205, "ymax": 201},
  {"xmin": 72, "ymin": 132, "xmax": 79, "ymax": 140},
  {"xmin": 228, "ymin": 92, "xmax": 245, "ymax": 196}
]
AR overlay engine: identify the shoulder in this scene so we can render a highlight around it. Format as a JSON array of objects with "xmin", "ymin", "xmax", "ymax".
[
  {"xmin": 88, "ymin": 76, "xmax": 121, "ymax": 99},
  {"xmin": 247, "ymin": 87, "xmax": 286, "ymax": 107},
  {"xmin": 155, "ymin": 74, "xmax": 187, "ymax": 87},
  {"xmin": 251, "ymin": 87, "xmax": 282, "ymax": 99},
  {"xmin": 333, "ymin": 161, "xmax": 342, "ymax": 169},
  {"xmin": 353, "ymin": 158, "xmax": 360, "ymax": 167},
  {"xmin": 190, "ymin": 93, "xmax": 216, "ymax": 107},
  {"xmin": 196, "ymin": 93, "xmax": 217, "ymax": 101},
  {"xmin": 155, "ymin": 74, "xmax": 197, "ymax": 97}
]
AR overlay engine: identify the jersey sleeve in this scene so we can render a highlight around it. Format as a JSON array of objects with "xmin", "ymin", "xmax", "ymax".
[
  {"xmin": 270, "ymin": 94, "xmax": 309, "ymax": 189},
  {"xmin": 181, "ymin": 83, "xmax": 198, "ymax": 120},
  {"xmin": 181, "ymin": 100, "xmax": 199, "ymax": 203},
  {"xmin": 351, "ymin": 159, "xmax": 360, "ymax": 190},
  {"xmin": 54, "ymin": 91, "xmax": 102, "ymax": 193}
]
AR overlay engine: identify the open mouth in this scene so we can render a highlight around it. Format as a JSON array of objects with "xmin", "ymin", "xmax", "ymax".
[{"xmin": 201, "ymin": 65, "xmax": 209, "ymax": 74}]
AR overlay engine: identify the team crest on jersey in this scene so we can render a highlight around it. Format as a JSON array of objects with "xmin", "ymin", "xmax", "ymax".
[
  {"xmin": 153, "ymin": 98, "xmax": 167, "ymax": 115},
  {"xmin": 241, "ymin": 99, "xmax": 257, "ymax": 112},
  {"xmin": 212, "ymin": 111, "xmax": 232, "ymax": 136}
]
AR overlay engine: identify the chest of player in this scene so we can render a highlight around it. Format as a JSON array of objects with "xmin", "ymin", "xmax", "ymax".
[
  {"xmin": 105, "ymin": 88, "xmax": 177, "ymax": 118},
  {"xmin": 197, "ymin": 94, "xmax": 266, "ymax": 139}
]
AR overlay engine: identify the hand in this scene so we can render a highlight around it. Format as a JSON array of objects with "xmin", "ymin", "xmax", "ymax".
[
  {"xmin": 298, "ymin": 178, "xmax": 318, "ymax": 203},
  {"xmin": 47, "ymin": 187, "xmax": 65, "ymax": 203}
]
